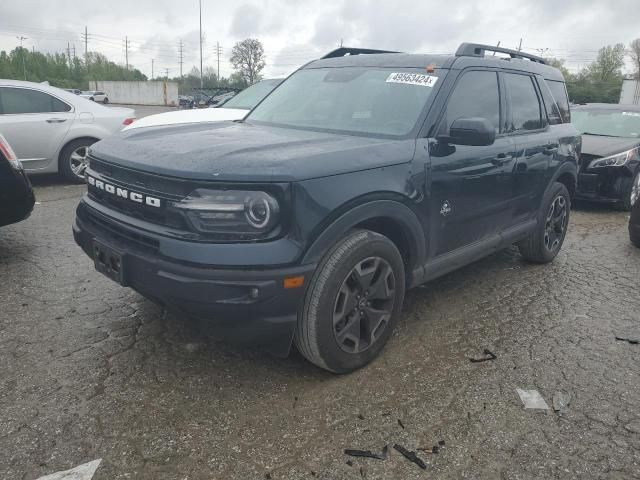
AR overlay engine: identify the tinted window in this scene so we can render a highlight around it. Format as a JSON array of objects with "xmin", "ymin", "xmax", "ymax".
[
  {"xmin": 539, "ymin": 80, "xmax": 562, "ymax": 125},
  {"xmin": 0, "ymin": 87, "xmax": 71, "ymax": 114},
  {"xmin": 248, "ymin": 67, "xmax": 438, "ymax": 137},
  {"xmin": 505, "ymin": 74, "xmax": 542, "ymax": 131},
  {"xmin": 546, "ymin": 80, "xmax": 571, "ymax": 123},
  {"xmin": 442, "ymin": 70, "xmax": 500, "ymax": 133}
]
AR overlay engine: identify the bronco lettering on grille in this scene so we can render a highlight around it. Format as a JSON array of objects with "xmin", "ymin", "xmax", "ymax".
[{"xmin": 86, "ymin": 174, "xmax": 161, "ymax": 208}]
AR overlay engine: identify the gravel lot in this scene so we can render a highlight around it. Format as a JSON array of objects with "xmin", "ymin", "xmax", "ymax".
[{"xmin": 1, "ymin": 180, "xmax": 639, "ymax": 479}]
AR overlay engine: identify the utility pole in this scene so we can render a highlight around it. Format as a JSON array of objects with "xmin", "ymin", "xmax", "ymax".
[
  {"xmin": 517, "ymin": 38, "xmax": 523, "ymax": 52},
  {"xmin": 340, "ymin": 38, "xmax": 343, "ymax": 48},
  {"xmin": 164, "ymin": 67, "xmax": 169, "ymax": 78},
  {"xmin": 81, "ymin": 26, "xmax": 89, "ymax": 71},
  {"xmin": 67, "ymin": 41, "xmax": 72, "ymax": 69},
  {"xmin": 199, "ymin": 0, "xmax": 203, "ymax": 88},
  {"xmin": 151, "ymin": 59, "xmax": 154, "ymax": 79},
  {"xmin": 178, "ymin": 39, "xmax": 184, "ymax": 78},
  {"xmin": 16, "ymin": 36, "xmax": 27, "ymax": 80},
  {"xmin": 124, "ymin": 36, "xmax": 131, "ymax": 70},
  {"xmin": 216, "ymin": 41, "xmax": 222, "ymax": 83}
]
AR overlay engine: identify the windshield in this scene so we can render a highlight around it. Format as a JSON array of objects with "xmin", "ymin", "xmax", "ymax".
[
  {"xmin": 572, "ymin": 109, "xmax": 640, "ymax": 138},
  {"xmin": 246, "ymin": 67, "xmax": 440, "ymax": 137},
  {"xmin": 222, "ymin": 79, "xmax": 281, "ymax": 110}
]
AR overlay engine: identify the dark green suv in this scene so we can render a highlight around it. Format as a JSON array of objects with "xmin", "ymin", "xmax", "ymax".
[{"xmin": 74, "ymin": 43, "xmax": 580, "ymax": 373}]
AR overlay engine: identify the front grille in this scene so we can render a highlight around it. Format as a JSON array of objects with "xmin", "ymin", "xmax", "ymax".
[
  {"xmin": 83, "ymin": 207, "xmax": 159, "ymax": 252},
  {"xmin": 87, "ymin": 155, "xmax": 189, "ymax": 230}
]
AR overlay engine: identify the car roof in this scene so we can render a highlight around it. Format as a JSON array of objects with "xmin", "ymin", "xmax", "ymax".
[
  {"xmin": 573, "ymin": 103, "xmax": 640, "ymax": 112},
  {"xmin": 305, "ymin": 51, "xmax": 565, "ymax": 81}
]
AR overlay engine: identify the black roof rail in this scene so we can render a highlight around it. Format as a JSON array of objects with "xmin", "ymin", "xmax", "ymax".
[
  {"xmin": 455, "ymin": 42, "xmax": 546, "ymax": 64},
  {"xmin": 321, "ymin": 47, "xmax": 400, "ymax": 59}
]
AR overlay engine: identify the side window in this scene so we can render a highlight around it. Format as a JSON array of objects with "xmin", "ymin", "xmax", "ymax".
[
  {"xmin": 0, "ymin": 87, "xmax": 71, "ymax": 114},
  {"xmin": 545, "ymin": 80, "xmax": 571, "ymax": 123},
  {"xmin": 539, "ymin": 80, "xmax": 562, "ymax": 125},
  {"xmin": 504, "ymin": 73, "xmax": 543, "ymax": 131},
  {"xmin": 441, "ymin": 70, "xmax": 500, "ymax": 134}
]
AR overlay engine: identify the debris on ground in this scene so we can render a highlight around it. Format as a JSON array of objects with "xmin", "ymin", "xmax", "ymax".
[
  {"xmin": 516, "ymin": 389, "xmax": 550, "ymax": 410},
  {"xmin": 615, "ymin": 336, "xmax": 639, "ymax": 345},
  {"xmin": 357, "ymin": 413, "xmax": 365, "ymax": 420},
  {"xmin": 552, "ymin": 391, "xmax": 572, "ymax": 415},
  {"xmin": 438, "ymin": 440, "xmax": 445, "ymax": 446},
  {"xmin": 346, "ymin": 460, "xmax": 354, "ymax": 467},
  {"xmin": 418, "ymin": 440, "xmax": 445, "ymax": 454},
  {"xmin": 36, "ymin": 459, "xmax": 102, "ymax": 480},
  {"xmin": 397, "ymin": 419, "xmax": 405, "ymax": 429},
  {"xmin": 393, "ymin": 444, "xmax": 427, "ymax": 470},
  {"xmin": 344, "ymin": 445, "xmax": 388, "ymax": 460},
  {"xmin": 469, "ymin": 349, "xmax": 497, "ymax": 363}
]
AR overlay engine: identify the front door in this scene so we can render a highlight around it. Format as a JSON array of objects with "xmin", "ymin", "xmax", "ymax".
[
  {"xmin": 0, "ymin": 86, "xmax": 73, "ymax": 169},
  {"xmin": 427, "ymin": 69, "xmax": 516, "ymax": 257}
]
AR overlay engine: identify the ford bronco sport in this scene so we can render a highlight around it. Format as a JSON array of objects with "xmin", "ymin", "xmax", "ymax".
[{"xmin": 73, "ymin": 43, "xmax": 580, "ymax": 373}]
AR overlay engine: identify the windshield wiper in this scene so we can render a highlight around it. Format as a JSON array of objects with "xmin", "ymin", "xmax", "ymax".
[{"xmin": 582, "ymin": 132, "xmax": 620, "ymax": 137}]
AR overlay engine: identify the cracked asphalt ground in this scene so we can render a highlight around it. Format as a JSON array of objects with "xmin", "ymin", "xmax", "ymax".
[{"xmin": 1, "ymin": 181, "xmax": 640, "ymax": 480}]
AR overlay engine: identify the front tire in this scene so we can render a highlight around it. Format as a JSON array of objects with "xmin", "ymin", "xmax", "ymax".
[
  {"xmin": 103, "ymin": 97, "xmax": 109, "ymax": 104},
  {"xmin": 518, "ymin": 182, "xmax": 570, "ymax": 263},
  {"xmin": 619, "ymin": 169, "xmax": 640, "ymax": 212},
  {"xmin": 295, "ymin": 230, "xmax": 406, "ymax": 373},
  {"xmin": 59, "ymin": 138, "xmax": 97, "ymax": 183}
]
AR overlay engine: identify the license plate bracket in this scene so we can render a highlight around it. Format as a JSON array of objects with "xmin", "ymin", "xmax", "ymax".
[{"xmin": 93, "ymin": 240, "xmax": 126, "ymax": 286}]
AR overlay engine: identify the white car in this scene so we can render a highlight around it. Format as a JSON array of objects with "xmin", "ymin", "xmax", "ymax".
[
  {"xmin": 0, "ymin": 80, "xmax": 135, "ymax": 182},
  {"xmin": 80, "ymin": 90, "xmax": 109, "ymax": 104},
  {"xmin": 125, "ymin": 78, "xmax": 282, "ymax": 131}
]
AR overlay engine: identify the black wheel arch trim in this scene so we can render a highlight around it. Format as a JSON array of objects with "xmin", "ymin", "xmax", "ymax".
[
  {"xmin": 301, "ymin": 199, "xmax": 427, "ymax": 286},
  {"xmin": 548, "ymin": 161, "xmax": 577, "ymax": 199}
]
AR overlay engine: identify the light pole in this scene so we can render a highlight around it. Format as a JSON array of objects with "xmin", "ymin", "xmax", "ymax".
[
  {"xmin": 16, "ymin": 36, "xmax": 28, "ymax": 80},
  {"xmin": 199, "ymin": 0, "xmax": 203, "ymax": 88}
]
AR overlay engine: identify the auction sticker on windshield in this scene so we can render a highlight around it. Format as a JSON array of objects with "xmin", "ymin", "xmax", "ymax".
[{"xmin": 386, "ymin": 72, "xmax": 438, "ymax": 87}]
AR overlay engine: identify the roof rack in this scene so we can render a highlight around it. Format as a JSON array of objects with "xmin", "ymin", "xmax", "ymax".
[
  {"xmin": 455, "ymin": 42, "xmax": 546, "ymax": 64},
  {"xmin": 321, "ymin": 47, "xmax": 400, "ymax": 59}
]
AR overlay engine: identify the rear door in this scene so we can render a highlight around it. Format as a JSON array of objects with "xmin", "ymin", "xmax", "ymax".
[
  {"xmin": 0, "ymin": 86, "xmax": 74, "ymax": 169},
  {"xmin": 502, "ymin": 72, "xmax": 556, "ymax": 223},
  {"xmin": 428, "ymin": 69, "xmax": 517, "ymax": 256}
]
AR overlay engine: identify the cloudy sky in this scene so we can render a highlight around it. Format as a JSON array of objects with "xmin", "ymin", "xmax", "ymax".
[{"xmin": 0, "ymin": 0, "xmax": 638, "ymax": 79}]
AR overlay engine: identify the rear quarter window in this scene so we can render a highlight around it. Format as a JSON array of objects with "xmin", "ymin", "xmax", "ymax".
[{"xmin": 545, "ymin": 80, "xmax": 571, "ymax": 123}]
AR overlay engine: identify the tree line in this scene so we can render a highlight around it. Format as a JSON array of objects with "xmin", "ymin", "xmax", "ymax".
[
  {"xmin": 0, "ymin": 37, "xmax": 267, "ymax": 93},
  {"xmin": 547, "ymin": 38, "xmax": 640, "ymax": 104}
]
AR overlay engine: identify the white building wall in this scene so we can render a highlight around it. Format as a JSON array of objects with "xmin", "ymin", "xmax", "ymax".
[
  {"xmin": 620, "ymin": 79, "xmax": 640, "ymax": 105},
  {"xmin": 91, "ymin": 81, "xmax": 179, "ymax": 106}
]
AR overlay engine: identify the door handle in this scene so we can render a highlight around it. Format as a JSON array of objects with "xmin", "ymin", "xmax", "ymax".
[
  {"xmin": 46, "ymin": 118, "xmax": 67, "ymax": 123},
  {"xmin": 491, "ymin": 154, "xmax": 513, "ymax": 166}
]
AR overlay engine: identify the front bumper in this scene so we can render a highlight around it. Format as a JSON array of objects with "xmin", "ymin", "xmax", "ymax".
[
  {"xmin": 73, "ymin": 199, "xmax": 315, "ymax": 356},
  {"xmin": 575, "ymin": 164, "xmax": 636, "ymax": 203}
]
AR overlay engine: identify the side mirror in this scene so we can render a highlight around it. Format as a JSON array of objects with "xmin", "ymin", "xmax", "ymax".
[{"xmin": 439, "ymin": 117, "xmax": 496, "ymax": 146}]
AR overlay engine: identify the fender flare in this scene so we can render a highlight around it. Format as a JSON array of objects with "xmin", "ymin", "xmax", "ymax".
[
  {"xmin": 301, "ymin": 199, "xmax": 427, "ymax": 277},
  {"xmin": 548, "ymin": 161, "xmax": 578, "ymax": 197}
]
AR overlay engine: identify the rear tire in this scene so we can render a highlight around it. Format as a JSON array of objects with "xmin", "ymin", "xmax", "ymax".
[
  {"xmin": 631, "ymin": 229, "xmax": 640, "ymax": 248},
  {"xmin": 59, "ymin": 138, "xmax": 97, "ymax": 183},
  {"xmin": 294, "ymin": 230, "xmax": 406, "ymax": 374},
  {"xmin": 103, "ymin": 97, "xmax": 109, "ymax": 104},
  {"xmin": 518, "ymin": 182, "xmax": 570, "ymax": 264}
]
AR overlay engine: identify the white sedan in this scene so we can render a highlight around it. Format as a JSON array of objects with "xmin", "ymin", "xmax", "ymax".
[
  {"xmin": 80, "ymin": 90, "xmax": 109, "ymax": 104},
  {"xmin": 125, "ymin": 79, "xmax": 281, "ymax": 130},
  {"xmin": 0, "ymin": 80, "xmax": 135, "ymax": 182}
]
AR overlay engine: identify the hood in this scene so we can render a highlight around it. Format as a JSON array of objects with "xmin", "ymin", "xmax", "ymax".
[
  {"xmin": 581, "ymin": 134, "xmax": 640, "ymax": 158},
  {"xmin": 90, "ymin": 121, "xmax": 415, "ymax": 182},
  {"xmin": 124, "ymin": 107, "xmax": 248, "ymax": 130}
]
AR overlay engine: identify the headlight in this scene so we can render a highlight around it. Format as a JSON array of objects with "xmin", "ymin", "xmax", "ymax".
[
  {"xmin": 172, "ymin": 189, "xmax": 280, "ymax": 238},
  {"xmin": 588, "ymin": 147, "xmax": 639, "ymax": 168}
]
